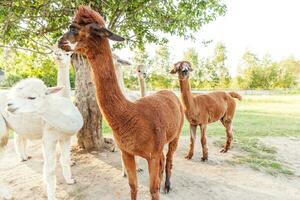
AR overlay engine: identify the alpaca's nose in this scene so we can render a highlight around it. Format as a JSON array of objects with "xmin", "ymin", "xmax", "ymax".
[{"xmin": 7, "ymin": 103, "xmax": 13, "ymax": 107}]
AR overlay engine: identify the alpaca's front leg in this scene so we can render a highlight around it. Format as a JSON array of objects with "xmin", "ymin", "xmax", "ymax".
[
  {"xmin": 14, "ymin": 133, "xmax": 30, "ymax": 161},
  {"xmin": 42, "ymin": 131, "xmax": 58, "ymax": 200},
  {"xmin": 59, "ymin": 137, "xmax": 76, "ymax": 184},
  {"xmin": 121, "ymin": 156, "xmax": 144, "ymax": 177},
  {"xmin": 122, "ymin": 151, "xmax": 137, "ymax": 200},
  {"xmin": 148, "ymin": 157, "xmax": 161, "ymax": 200},
  {"xmin": 121, "ymin": 156, "xmax": 143, "ymax": 177}
]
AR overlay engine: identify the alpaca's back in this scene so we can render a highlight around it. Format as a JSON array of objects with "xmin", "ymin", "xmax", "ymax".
[
  {"xmin": 192, "ymin": 91, "xmax": 236, "ymax": 124},
  {"xmin": 136, "ymin": 90, "xmax": 184, "ymax": 143}
]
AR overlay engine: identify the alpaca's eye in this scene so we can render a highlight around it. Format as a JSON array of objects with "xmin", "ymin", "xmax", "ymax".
[
  {"xmin": 138, "ymin": 70, "xmax": 141, "ymax": 72},
  {"xmin": 69, "ymin": 26, "xmax": 77, "ymax": 33},
  {"xmin": 27, "ymin": 97, "xmax": 36, "ymax": 100}
]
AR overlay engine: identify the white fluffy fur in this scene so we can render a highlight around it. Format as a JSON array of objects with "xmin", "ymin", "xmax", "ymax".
[
  {"xmin": 0, "ymin": 78, "xmax": 83, "ymax": 200},
  {"xmin": 52, "ymin": 45, "xmax": 72, "ymax": 98}
]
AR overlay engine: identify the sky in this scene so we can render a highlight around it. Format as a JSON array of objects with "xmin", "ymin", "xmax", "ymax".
[{"xmin": 116, "ymin": 0, "xmax": 300, "ymax": 76}]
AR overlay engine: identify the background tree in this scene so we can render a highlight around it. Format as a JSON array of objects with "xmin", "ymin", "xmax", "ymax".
[
  {"xmin": 0, "ymin": 0, "xmax": 226, "ymax": 151},
  {"xmin": 199, "ymin": 42, "xmax": 231, "ymax": 88},
  {"xmin": 183, "ymin": 48, "xmax": 204, "ymax": 88},
  {"xmin": 237, "ymin": 51, "xmax": 299, "ymax": 89},
  {"xmin": 211, "ymin": 42, "xmax": 231, "ymax": 88},
  {"xmin": 153, "ymin": 44, "xmax": 171, "ymax": 74}
]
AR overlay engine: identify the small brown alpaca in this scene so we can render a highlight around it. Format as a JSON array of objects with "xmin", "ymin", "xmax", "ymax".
[
  {"xmin": 170, "ymin": 61, "xmax": 242, "ymax": 161},
  {"xmin": 59, "ymin": 6, "xmax": 184, "ymax": 200}
]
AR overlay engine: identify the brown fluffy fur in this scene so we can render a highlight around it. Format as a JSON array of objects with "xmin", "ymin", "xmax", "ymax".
[
  {"xmin": 171, "ymin": 61, "xmax": 241, "ymax": 161},
  {"xmin": 59, "ymin": 6, "xmax": 184, "ymax": 200}
]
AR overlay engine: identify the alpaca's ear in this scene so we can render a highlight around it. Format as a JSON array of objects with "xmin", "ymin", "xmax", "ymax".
[
  {"xmin": 117, "ymin": 58, "xmax": 131, "ymax": 65},
  {"xmin": 183, "ymin": 61, "xmax": 193, "ymax": 72},
  {"xmin": 170, "ymin": 68, "xmax": 178, "ymax": 74},
  {"xmin": 105, "ymin": 29, "xmax": 125, "ymax": 41},
  {"xmin": 46, "ymin": 86, "xmax": 64, "ymax": 95},
  {"xmin": 90, "ymin": 23, "xmax": 125, "ymax": 41}
]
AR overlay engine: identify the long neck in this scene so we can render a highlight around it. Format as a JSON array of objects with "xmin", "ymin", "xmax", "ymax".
[
  {"xmin": 86, "ymin": 39, "xmax": 133, "ymax": 129},
  {"xmin": 114, "ymin": 63, "xmax": 127, "ymax": 95},
  {"xmin": 179, "ymin": 77, "xmax": 194, "ymax": 110},
  {"xmin": 57, "ymin": 62, "xmax": 71, "ymax": 98},
  {"xmin": 138, "ymin": 77, "xmax": 146, "ymax": 97}
]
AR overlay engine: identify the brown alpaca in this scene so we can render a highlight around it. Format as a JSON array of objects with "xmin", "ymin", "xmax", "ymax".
[
  {"xmin": 170, "ymin": 61, "xmax": 241, "ymax": 161},
  {"xmin": 59, "ymin": 6, "xmax": 184, "ymax": 200}
]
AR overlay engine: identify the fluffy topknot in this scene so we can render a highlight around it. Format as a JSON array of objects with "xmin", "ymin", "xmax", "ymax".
[{"xmin": 73, "ymin": 5, "xmax": 106, "ymax": 27}]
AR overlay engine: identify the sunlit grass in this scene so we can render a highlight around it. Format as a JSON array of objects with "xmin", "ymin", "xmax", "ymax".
[
  {"xmin": 214, "ymin": 137, "xmax": 294, "ymax": 176},
  {"xmin": 103, "ymin": 94, "xmax": 300, "ymax": 137}
]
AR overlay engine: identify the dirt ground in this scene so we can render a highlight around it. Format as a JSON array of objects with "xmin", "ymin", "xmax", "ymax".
[{"xmin": 0, "ymin": 136, "xmax": 300, "ymax": 200}]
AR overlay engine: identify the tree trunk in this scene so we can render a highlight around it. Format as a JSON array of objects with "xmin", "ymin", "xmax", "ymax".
[{"xmin": 71, "ymin": 54, "xmax": 104, "ymax": 151}]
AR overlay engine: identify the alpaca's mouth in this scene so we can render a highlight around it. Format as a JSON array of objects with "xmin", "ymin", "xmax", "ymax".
[
  {"xmin": 58, "ymin": 40, "xmax": 72, "ymax": 52},
  {"xmin": 6, "ymin": 106, "xmax": 18, "ymax": 113}
]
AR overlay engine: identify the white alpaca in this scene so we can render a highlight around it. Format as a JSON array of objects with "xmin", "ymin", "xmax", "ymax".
[
  {"xmin": 112, "ymin": 55, "xmax": 149, "ymax": 176},
  {"xmin": 136, "ymin": 64, "xmax": 147, "ymax": 97},
  {"xmin": 0, "ymin": 112, "xmax": 12, "ymax": 200},
  {"xmin": 0, "ymin": 78, "xmax": 83, "ymax": 200},
  {"xmin": 112, "ymin": 54, "xmax": 139, "ymax": 100},
  {"xmin": 112, "ymin": 54, "xmax": 148, "ymax": 100},
  {"xmin": 52, "ymin": 45, "xmax": 72, "ymax": 98}
]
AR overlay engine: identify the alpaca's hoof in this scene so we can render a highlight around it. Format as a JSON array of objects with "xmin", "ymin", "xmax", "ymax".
[
  {"xmin": 20, "ymin": 156, "xmax": 32, "ymax": 162},
  {"xmin": 66, "ymin": 178, "xmax": 76, "ymax": 185},
  {"xmin": 201, "ymin": 157, "xmax": 208, "ymax": 162},
  {"xmin": 137, "ymin": 168, "xmax": 143, "ymax": 173},
  {"xmin": 121, "ymin": 171, "xmax": 127, "ymax": 178},
  {"xmin": 164, "ymin": 181, "xmax": 171, "ymax": 194},
  {"xmin": 70, "ymin": 160, "xmax": 76, "ymax": 166},
  {"xmin": 220, "ymin": 148, "xmax": 228, "ymax": 153},
  {"xmin": 185, "ymin": 154, "xmax": 193, "ymax": 160}
]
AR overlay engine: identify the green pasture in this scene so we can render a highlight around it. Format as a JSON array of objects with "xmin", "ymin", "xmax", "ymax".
[{"xmin": 103, "ymin": 94, "xmax": 300, "ymax": 137}]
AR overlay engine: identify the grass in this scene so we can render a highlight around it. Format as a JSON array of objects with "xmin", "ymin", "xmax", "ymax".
[
  {"xmin": 214, "ymin": 137, "xmax": 294, "ymax": 176},
  {"xmin": 102, "ymin": 94, "xmax": 300, "ymax": 175},
  {"xmin": 103, "ymin": 94, "xmax": 300, "ymax": 137},
  {"xmin": 209, "ymin": 94, "xmax": 300, "ymax": 176}
]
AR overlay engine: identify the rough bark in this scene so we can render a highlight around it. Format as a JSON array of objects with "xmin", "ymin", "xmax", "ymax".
[{"xmin": 71, "ymin": 54, "xmax": 104, "ymax": 151}]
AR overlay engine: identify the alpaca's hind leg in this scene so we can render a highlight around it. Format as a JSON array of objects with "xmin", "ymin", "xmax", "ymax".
[
  {"xmin": 165, "ymin": 137, "xmax": 179, "ymax": 194},
  {"xmin": 200, "ymin": 124, "xmax": 208, "ymax": 161},
  {"xmin": 220, "ymin": 119, "xmax": 233, "ymax": 153},
  {"xmin": 148, "ymin": 157, "xmax": 161, "ymax": 200},
  {"xmin": 42, "ymin": 131, "xmax": 57, "ymax": 200},
  {"xmin": 122, "ymin": 151, "xmax": 137, "ymax": 200},
  {"xmin": 136, "ymin": 156, "xmax": 143, "ymax": 172},
  {"xmin": 185, "ymin": 124, "xmax": 197, "ymax": 159},
  {"xmin": 59, "ymin": 137, "xmax": 75, "ymax": 184},
  {"xmin": 159, "ymin": 153, "xmax": 165, "ymax": 189},
  {"xmin": 121, "ymin": 155, "xmax": 127, "ymax": 177},
  {"xmin": 14, "ymin": 133, "xmax": 30, "ymax": 161}
]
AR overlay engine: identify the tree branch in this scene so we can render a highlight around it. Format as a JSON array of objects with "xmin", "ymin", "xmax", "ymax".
[{"xmin": 0, "ymin": 45, "xmax": 52, "ymax": 55}]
